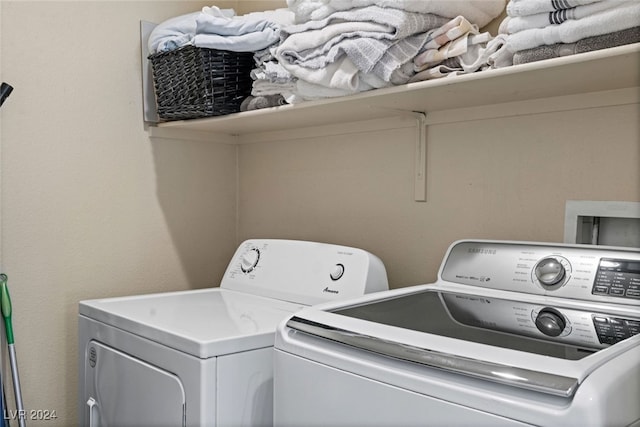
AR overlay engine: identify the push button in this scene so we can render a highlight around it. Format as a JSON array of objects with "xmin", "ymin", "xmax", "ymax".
[
  {"xmin": 626, "ymin": 290, "xmax": 640, "ymax": 299},
  {"xmin": 600, "ymin": 336, "xmax": 619, "ymax": 345},
  {"xmin": 625, "ymin": 320, "xmax": 640, "ymax": 337}
]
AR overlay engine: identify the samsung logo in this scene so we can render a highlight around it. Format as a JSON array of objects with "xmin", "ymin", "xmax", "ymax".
[
  {"xmin": 468, "ymin": 248, "xmax": 496, "ymax": 255},
  {"xmin": 323, "ymin": 287, "xmax": 339, "ymax": 294}
]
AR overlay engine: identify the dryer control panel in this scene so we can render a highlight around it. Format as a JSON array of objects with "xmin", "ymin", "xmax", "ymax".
[
  {"xmin": 220, "ymin": 239, "xmax": 389, "ymax": 306},
  {"xmin": 441, "ymin": 240, "xmax": 640, "ymax": 305}
]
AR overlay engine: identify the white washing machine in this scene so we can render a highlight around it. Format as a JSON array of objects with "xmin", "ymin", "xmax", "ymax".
[
  {"xmin": 78, "ymin": 239, "xmax": 388, "ymax": 427},
  {"xmin": 274, "ymin": 240, "xmax": 640, "ymax": 427}
]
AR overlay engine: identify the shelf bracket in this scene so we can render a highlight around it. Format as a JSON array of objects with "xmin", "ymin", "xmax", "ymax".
[
  {"xmin": 412, "ymin": 111, "xmax": 427, "ymax": 202},
  {"xmin": 370, "ymin": 107, "xmax": 427, "ymax": 202}
]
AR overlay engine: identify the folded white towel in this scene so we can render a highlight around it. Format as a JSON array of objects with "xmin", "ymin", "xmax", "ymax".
[
  {"xmin": 486, "ymin": 34, "xmax": 512, "ymax": 68},
  {"xmin": 409, "ymin": 32, "xmax": 496, "ymax": 81},
  {"xmin": 281, "ymin": 68, "xmax": 391, "ymax": 102},
  {"xmin": 277, "ymin": 6, "xmax": 447, "ymax": 83},
  {"xmin": 279, "ymin": 21, "xmax": 390, "ymax": 64},
  {"xmin": 193, "ymin": 29, "xmax": 279, "ymax": 52},
  {"xmin": 251, "ymin": 62, "xmax": 295, "ymax": 84},
  {"xmin": 251, "ymin": 80, "xmax": 297, "ymax": 96},
  {"xmin": 294, "ymin": 76, "xmax": 377, "ymax": 101},
  {"xmin": 253, "ymin": 47, "xmax": 275, "ymax": 67},
  {"xmin": 506, "ymin": 1, "xmax": 640, "ymax": 52},
  {"xmin": 500, "ymin": 0, "xmax": 631, "ymax": 34},
  {"xmin": 507, "ymin": 0, "xmax": 603, "ymax": 17},
  {"xmin": 279, "ymin": 56, "xmax": 363, "ymax": 92},
  {"xmin": 414, "ymin": 16, "xmax": 479, "ymax": 70},
  {"xmin": 148, "ymin": 7, "xmax": 294, "ymax": 54},
  {"xmin": 414, "ymin": 32, "xmax": 490, "ymax": 72},
  {"xmin": 373, "ymin": 32, "xmax": 440, "ymax": 82},
  {"xmin": 149, "ymin": 10, "xmax": 208, "ymax": 54},
  {"xmin": 286, "ymin": 0, "xmax": 506, "ymax": 28},
  {"xmin": 193, "ymin": 7, "xmax": 285, "ymax": 52},
  {"xmin": 423, "ymin": 16, "xmax": 478, "ymax": 51},
  {"xmin": 282, "ymin": 5, "xmax": 443, "ymax": 40}
]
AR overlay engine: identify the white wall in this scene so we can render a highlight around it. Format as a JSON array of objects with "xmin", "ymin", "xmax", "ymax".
[{"xmin": 1, "ymin": 1, "xmax": 239, "ymax": 424}]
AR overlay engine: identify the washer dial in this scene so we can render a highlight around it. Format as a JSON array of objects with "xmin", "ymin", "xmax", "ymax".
[
  {"xmin": 533, "ymin": 256, "xmax": 571, "ymax": 288},
  {"xmin": 535, "ymin": 308, "xmax": 566, "ymax": 337},
  {"xmin": 240, "ymin": 248, "xmax": 260, "ymax": 273}
]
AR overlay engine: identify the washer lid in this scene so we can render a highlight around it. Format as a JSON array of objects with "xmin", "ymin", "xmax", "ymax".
[
  {"xmin": 280, "ymin": 286, "xmax": 640, "ymax": 397},
  {"xmin": 79, "ymin": 288, "xmax": 303, "ymax": 358}
]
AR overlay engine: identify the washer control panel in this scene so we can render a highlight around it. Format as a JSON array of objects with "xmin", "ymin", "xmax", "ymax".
[
  {"xmin": 593, "ymin": 314, "xmax": 640, "ymax": 345},
  {"xmin": 441, "ymin": 241, "xmax": 640, "ymax": 304},
  {"xmin": 442, "ymin": 292, "xmax": 640, "ymax": 349},
  {"xmin": 593, "ymin": 258, "xmax": 640, "ymax": 300}
]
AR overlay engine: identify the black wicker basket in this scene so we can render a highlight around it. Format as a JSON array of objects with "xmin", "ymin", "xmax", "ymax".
[{"xmin": 148, "ymin": 45, "xmax": 254, "ymax": 121}]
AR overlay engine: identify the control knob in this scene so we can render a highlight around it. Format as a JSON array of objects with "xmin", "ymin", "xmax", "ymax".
[
  {"xmin": 534, "ymin": 257, "xmax": 566, "ymax": 287},
  {"xmin": 240, "ymin": 248, "xmax": 260, "ymax": 273},
  {"xmin": 535, "ymin": 308, "xmax": 566, "ymax": 337},
  {"xmin": 330, "ymin": 264, "xmax": 345, "ymax": 281}
]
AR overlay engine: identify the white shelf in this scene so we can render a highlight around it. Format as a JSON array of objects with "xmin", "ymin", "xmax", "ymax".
[
  {"xmin": 153, "ymin": 43, "xmax": 640, "ymax": 136},
  {"xmin": 148, "ymin": 43, "xmax": 640, "ymax": 202}
]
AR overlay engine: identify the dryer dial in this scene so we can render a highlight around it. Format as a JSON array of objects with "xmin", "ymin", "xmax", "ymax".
[
  {"xmin": 240, "ymin": 248, "xmax": 260, "ymax": 273},
  {"xmin": 330, "ymin": 264, "xmax": 345, "ymax": 281}
]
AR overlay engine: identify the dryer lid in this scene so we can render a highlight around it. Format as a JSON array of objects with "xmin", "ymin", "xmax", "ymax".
[{"xmin": 80, "ymin": 288, "xmax": 303, "ymax": 358}]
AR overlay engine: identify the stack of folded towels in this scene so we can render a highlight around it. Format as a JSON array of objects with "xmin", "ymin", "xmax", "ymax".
[
  {"xmin": 267, "ymin": 0, "xmax": 506, "ymax": 102},
  {"xmin": 243, "ymin": 34, "xmax": 296, "ymax": 111},
  {"xmin": 492, "ymin": 0, "xmax": 640, "ymax": 66}
]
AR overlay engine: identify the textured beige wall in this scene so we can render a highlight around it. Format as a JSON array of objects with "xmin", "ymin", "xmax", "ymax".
[
  {"xmin": 1, "ymin": 1, "xmax": 238, "ymax": 425},
  {"xmin": 238, "ymin": 102, "xmax": 640, "ymax": 288}
]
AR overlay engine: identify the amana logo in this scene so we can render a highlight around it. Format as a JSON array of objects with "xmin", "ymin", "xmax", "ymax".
[{"xmin": 323, "ymin": 287, "xmax": 339, "ymax": 294}]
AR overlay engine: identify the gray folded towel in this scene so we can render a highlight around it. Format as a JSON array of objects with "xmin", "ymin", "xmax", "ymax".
[
  {"xmin": 513, "ymin": 27, "xmax": 640, "ymax": 65},
  {"xmin": 240, "ymin": 95, "xmax": 287, "ymax": 111}
]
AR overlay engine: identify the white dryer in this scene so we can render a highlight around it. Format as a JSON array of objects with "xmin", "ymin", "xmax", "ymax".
[
  {"xmin": 78, "ymin": 239, "xmax": 388, "ymax": 427},
  {"xmin": 274, "ymin": 240, "xmax": 640, "ymax": 427}
]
